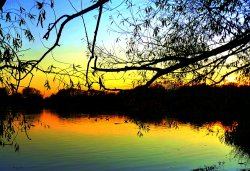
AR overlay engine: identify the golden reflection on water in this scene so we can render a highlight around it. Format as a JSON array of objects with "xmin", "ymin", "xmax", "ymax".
[
  {"xmin": 2, "ymin": 110, "xmax": 248, "ymax": 171},
  {"xmin": 32, "ymin": 110, "xmax": 235, "ymax": 160},
  {"xmin": 35, "ymin": 110, "xmax": 231, "ymax": 148},
  {"xmin": 37, "ymin": 110, "xmax": 137, "ymax": 136}
]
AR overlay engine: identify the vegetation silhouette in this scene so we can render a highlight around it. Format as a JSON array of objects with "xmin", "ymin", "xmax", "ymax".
[
  {"xmin": 91, "ymin": 0, "xmax": 250, "ymax": 90},
  {"xmin": 1, "ymin": 84, "xmax": 250, "ymax": 121},
  {"xmin": 43, "ymin": 84, "xmax": 250, "ymax": 121},
  {"xmin": 1, "ymin": 1, "xmax": 249, "ymax": 169},
  {"xmin": 223, "ymin": 121, "xmax": 250, "ymax": 161},
  {"xmin": 192, "ymin": 161, "xmax": 225, "ymax": 171},
  {"xmin": 1, "ymin": 0, "xmax": 249, "ymax": 92},
  {"xmin": 0, "ymin": 87, "xmax": 43, "ymax": 152},
  {"xmin": 0, "ymin": 110, "xmax": 35, "ymax": 152},
  {"xmin": 0, "ymin": 87, "xmax": 43, "ymax": 111},
  {"xmin": 0, "ymin": 0, "xmax": 109, "ymax": 92},
  {"xmin": 0, "ymin": 107, "xmax": 51, "ymax": 152}
]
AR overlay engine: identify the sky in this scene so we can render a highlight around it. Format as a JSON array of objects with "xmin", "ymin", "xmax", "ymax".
[
  {"xmin": 2, "ymin": 0, "xmax": 241, "ymax": 97},
  {"xmin": 2, "ymin": 0, "xmax": 132, "ymax": 96}
]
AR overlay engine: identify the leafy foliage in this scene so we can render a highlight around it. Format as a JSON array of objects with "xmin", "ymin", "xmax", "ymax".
[
  {"xmin": 0, "ymin": 0, "xmax": 109, "ymax": 93},
  {"xmin": 0, "ymin": 111, "xmax": 32, "ymax": 152},
  {"xmin": 0, "ymin": 0, "xmax": 49, "ymax": 92},
  {"xmin": 1, "ymin": 0, "xmax": 250, "ymax": 92},
  {"xmin": 92, "ymin": 0, "xmax": 250, "ymax": 89}
]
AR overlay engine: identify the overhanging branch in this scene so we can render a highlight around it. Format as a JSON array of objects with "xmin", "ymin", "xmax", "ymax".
[
  {"xmin": 20, "ymin": 0, "xmax": 109, "ymax": 81},
  {"xmin": 145, "ymin": 33, "xmax": 250, "ymax": 86}
]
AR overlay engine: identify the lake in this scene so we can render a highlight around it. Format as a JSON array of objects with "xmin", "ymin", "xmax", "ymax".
[{"xmin": 0, "ymin": 110, "xmax": 249, "ymax": 171}]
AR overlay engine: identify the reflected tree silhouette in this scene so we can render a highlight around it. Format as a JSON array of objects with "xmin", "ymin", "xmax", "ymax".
[
  {"xmin": 0, "ymin": 108, "xmax": 248, "ymax": 171},
  {"xmin": 162, "ymin": 118, "xmax": 179, "ymax": 129},
  {"xmin": 130, "ymin": 114, "xmax": 250, "ymax": 163},
  {"xmin": 192, "ymin": 161, "xmax": 225, "ymax": 171},
  {"xmin": 132, "ymin": 118, "xmax": 178, "ymax": 137},
  {"xmin": 223, "ymin": 121, "xmax": 250, "ymax": 162},
  {"xmin": 1, "ymin": 106, "xmax": 249, "ymax": 166},
  {"xmin": 0, "ymin": 111, "xmax": 32, "ymax": 152},
  {"xmin": 187, "ymin": 120, "xmax": 250, "ymax": 165},
  {"xmin": 135, "ymin": 121, "xmax": 150, "ymax": 138}
]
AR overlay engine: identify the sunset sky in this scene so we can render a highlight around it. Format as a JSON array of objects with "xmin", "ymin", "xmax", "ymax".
[
  {"xmin": 2, "ymin": 0, "xmax": 242, "ymax": 97},
  {"xmin": 3, "ymin": 0, "xmax": 130, "ymax": 96}
]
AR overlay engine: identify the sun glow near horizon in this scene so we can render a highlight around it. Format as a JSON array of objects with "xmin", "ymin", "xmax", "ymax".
[{"xmin": 2, "ymin": 0, "xmax": 249, "ymax": 97}]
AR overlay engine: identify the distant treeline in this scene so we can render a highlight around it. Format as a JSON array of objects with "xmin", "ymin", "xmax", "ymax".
[
  {"xmin": 0, "ymin": 87, "xmax": 43, "ymax": 110},
  {"xmin": 1, "ymin": 84, "xmax": 250, "ymax": 120}
]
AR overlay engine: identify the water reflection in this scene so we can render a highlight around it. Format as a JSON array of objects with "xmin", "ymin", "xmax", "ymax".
[
  {"xmin": 0, "ymin": 110, "xmax": 32, "ymax": 152},
  {"xmin": 0, "ymin": 110, "xmax": 48, "ymax": 152},
  {"xmin": 0, "ymin": 110, "xmax": 250, "ymax": 170},
  {"xmin": 223, "ymin": 121, "xmax": 250, "ymax": 164}
]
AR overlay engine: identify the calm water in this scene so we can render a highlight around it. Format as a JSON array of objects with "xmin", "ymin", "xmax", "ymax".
[{"xmin": 0, "ymin": 110, "xmax": 249, "ymax": 171}]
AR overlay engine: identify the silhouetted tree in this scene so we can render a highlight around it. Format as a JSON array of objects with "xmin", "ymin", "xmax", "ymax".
[
  {"xmin": 0, "ymin": 0, "xmax": 109, "ymax": 92},
  {"xmin": 1, "ymin": 0, "xmax": 250, "ymax": 92},
  {"xmin": 22, "ymin": 87, "xmax": 41, "ymax": 97},
  {"xmin": 21, "ymin": 87, "xmax": 43, "ymax": 106},
  {"xmin": 0, "ymin": 87, "xmax": 8, "ymax": 96},
  {"xmin": 91, "ymin": 0, "xmax": 250, "ymax": 89},
  {"xmin": 0, "ymin": 87, "xmax": 9, "ymax": 106}
]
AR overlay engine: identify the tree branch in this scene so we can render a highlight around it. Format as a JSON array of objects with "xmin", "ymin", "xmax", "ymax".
[
  {"xmin": 145, "ymin": 33, "xmax": 250, "ymax": 87},
  {"xmin": 212, "ymin": 63, "xmax": 250, "ymax": 85},
  {"xmin": 20, "ymin": 0, "xmax": 109, "ymax": 81},
  {"xmin": 93, "ymin": 66, "xmax": 161, "ymax": 72},
  {"xmin": 20, "ymin": 0, "xmax": 109, "ymax": 80},
  {"xmin": 0, "ymin": 0, "xmax": 6, "ymax": 10},
  {"xmin": 86, "ymin": 3, "xmax": 104, "ymax": 88}
]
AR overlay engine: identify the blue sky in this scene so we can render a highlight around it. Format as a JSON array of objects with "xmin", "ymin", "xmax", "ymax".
[{"xmin": 2, "ymin": 0, "xmax": 133, "ymax": 95}]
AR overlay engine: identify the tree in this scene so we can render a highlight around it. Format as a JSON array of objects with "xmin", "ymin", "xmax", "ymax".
[
  {"xmin": 22, "ymin": 87, "xmax": 41, "ymax": 98},
  {"xmin": 0, "ymin": 0, "xmax": 37, "ymax": 92},
  {"xmin": 1, "ymin": 0, "xmax": 249, "ymax": 92},
  {"xmin": 90, "ymin": 0, "xmax": 250, "ymax": 89},
  {"xmin": 0, "ymin": 0, "xmax": 110, "ymax": 93}
]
